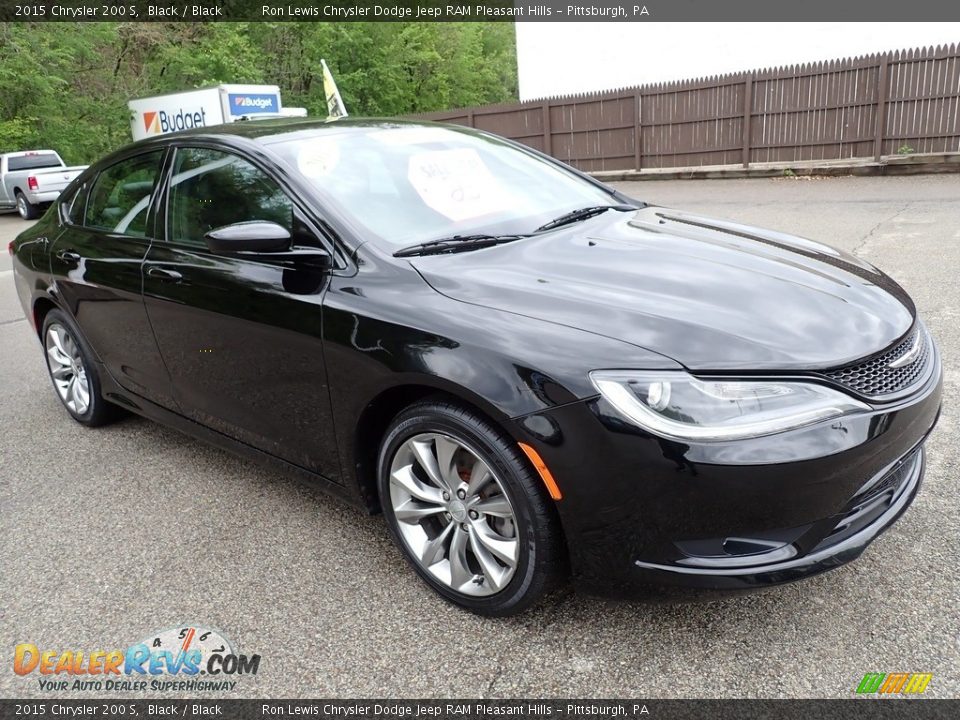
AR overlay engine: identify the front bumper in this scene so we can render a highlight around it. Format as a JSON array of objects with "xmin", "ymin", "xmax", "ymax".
[
  {"xmin": 514, "ymin": 349, "xmax": 942, "ymax": 598},
  {"xmin": 630, "ymin": 445, "xmax": 924, "ymax": 591}
]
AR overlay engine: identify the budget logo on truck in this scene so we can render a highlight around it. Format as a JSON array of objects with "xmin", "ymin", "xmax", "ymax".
[
  {"xmin": 142, "ymin": 111, "xmax": 161, "ymax": 135},
  {"xmin": 142, "ymin": 107, "xmax": 209, "ymax": 135},
  {"xmin": 228, "ymin": 93, "xmax": 278, "ymax": 115}
]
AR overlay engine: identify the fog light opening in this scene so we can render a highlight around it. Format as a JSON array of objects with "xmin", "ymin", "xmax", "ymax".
[{"xmin": 722, "ymin": 537, "xmax": 786, "ymax": 557}]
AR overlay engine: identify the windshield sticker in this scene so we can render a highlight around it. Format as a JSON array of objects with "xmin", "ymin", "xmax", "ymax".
[
  {"xmin": 296, "ymin": 138, "xmax": 340, "ymax": 178},
  {"xmin": 407, "ymin": 149, "xmax": 507, "ymax": 222},
  {"xmin": 370, "ymin": 127, "xmax": 457, "ymax": 146}
]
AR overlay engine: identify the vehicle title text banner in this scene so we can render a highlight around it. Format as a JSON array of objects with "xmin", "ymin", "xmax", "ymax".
[
  {"xmin": 2, "ymin": 0, "xmax": 960, "ymax": 22},
  {"xmin": 0, "ymin": 700, "xmax": 958, "ymax": 720}
]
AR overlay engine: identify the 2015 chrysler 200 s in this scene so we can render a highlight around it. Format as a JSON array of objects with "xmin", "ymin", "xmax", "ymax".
[{"xmin": 11, "ymin": 119, "xmax": 942, "ymax": 615}]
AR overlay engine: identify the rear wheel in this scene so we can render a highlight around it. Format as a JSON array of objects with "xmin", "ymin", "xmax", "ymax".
[
  {"xmin": 378, "ymin": 399, "xmax": 564, "ymax": 616},
  {"xmin": 16, "ymin": 191, "xmax": 40, "ymax": 220},
  {"xmin": 41, "ymin": 309, "xmax": 118, "ymax": 426}
]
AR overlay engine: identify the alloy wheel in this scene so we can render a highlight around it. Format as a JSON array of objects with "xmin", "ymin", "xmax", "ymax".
[
  {"xmin": 388, "ymin": 432, "xmax": 520, "ymax": 596},
  {"xmin": 45, "ymin": 323, "xmax": 91, "ymax": 415},
  {"xmin": 16, "ymin": 195, "xmax": 27, "ymax": 219}
]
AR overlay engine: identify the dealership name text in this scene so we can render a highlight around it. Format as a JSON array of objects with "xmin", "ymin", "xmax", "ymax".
[
  {"xmin": 262, "ymin": 705, "xmax": 648, "ymax": 717},
  {"xmin": 260, "ymin": 5, "xmax": 650, "ymax": 19}
]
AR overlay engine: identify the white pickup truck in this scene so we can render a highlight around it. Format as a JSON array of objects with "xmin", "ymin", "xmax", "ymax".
[{"xmin": 0, "ymin": 150, "xmax": 88, "ymax": 220}]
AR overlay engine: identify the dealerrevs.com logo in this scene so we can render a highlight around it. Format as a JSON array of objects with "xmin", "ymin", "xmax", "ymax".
[{"xmin": 13, "ymin": 626, "xmax": 260, "ymax": 692}]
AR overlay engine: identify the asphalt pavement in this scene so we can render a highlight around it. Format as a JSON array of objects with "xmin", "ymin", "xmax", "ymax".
[{"xmin": 0, "ymin": 175, "xmax": 957, "ymax": 699}]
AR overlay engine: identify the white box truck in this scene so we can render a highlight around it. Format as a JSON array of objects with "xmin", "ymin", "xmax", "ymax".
[{"xmin": 128, "ymin": 84, "xmax": 285, "ymax": 141}]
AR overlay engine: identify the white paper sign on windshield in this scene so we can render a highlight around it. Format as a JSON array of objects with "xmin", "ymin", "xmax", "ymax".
[
  {"xmin": 371, "ymin": 127, "xmax": 455, "ymax": 146},
  {"xmin": 407, "ymin": 149, "xmax": 507, "ymax": 222},
  {"xmin": 296, "ymin": 137, "xmax": 340, "ymax": 178}
]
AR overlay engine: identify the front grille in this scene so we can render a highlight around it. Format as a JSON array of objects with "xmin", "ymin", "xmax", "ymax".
[
  {"xmin": 821, "ymin": 325, "xmax": 931, "ymax": 399},
  {"xmin": 813, "ymin": 449, "xmax": 920, "ymax": 552}
]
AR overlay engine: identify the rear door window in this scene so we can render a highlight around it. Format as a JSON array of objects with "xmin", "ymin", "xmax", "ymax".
[
  {"xmin": 84, "ymin": 151, "xmax": 165, "ymax": 237},
  {"xmin": 59, "ymin": 182, "xmax": 88, "ymax": 225}
]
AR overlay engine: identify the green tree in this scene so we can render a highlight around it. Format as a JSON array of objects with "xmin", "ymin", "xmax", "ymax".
[{"xmin": 0, "ymin": 21, "xmax": 518, "ymax": 163}]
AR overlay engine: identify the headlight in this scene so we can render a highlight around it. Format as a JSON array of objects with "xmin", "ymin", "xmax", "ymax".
[{"xmin": 589, "ymin": 370, "xmax": 870, "ymax": 442}]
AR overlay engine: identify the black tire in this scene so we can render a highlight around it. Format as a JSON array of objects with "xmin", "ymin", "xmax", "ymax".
[
  {"xmin": 16, "ymin": 191, "xmax": 40, "ymax": 220},
  {"xmin": 377, "ymin": 398, "xmax": 564, "ymax": 616},
  {"xmin": 41, "ymin": 309, "xmax": 119, "ymax": 427}
]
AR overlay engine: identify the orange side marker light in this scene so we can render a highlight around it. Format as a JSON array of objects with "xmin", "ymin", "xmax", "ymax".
[{"xmin": 518, "ymin": 442, "xmax": 562, "ymax": 500}]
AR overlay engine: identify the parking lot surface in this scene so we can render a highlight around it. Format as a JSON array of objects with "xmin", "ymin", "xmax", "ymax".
[{"xmin": 1, "ymin": 175, "xmax": 958, "ymax": 698}]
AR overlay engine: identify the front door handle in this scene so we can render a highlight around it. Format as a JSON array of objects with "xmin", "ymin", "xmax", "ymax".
[
  {"xmin": 146, "ymin": 266, "xmax": 184, "ymax": 283},
  {"xmin": 56, "ymin": 249, "xmax": 81, "ymax": 263}
]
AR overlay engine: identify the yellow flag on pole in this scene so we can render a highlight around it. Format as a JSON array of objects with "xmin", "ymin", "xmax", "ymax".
[{"xmin": 321, "ymin": 59, "xmax": 348, "ymax": 120}]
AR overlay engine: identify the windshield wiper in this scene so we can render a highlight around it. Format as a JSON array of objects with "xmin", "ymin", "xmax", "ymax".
[
  {"xmin": 393, "ymin": 234, "xmax": 528, "ymax": 258},
  {"xmin": 535, "ymin": 204, "xmax": 638, "ymax": 233},
  {"xmin": 393, "ymin": 204, "xmax": 638, "ymax": 257}
]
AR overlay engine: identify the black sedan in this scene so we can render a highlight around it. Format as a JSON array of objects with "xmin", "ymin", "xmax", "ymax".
[{"xmin": 10, "ymin": 119, "xmax": 942, "ymax": 615}]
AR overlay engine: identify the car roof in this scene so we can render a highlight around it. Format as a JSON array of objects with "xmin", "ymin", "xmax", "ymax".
[
  {"xmin": 135, "ymin": 117, "xmax": 471, "ymax": 147},
  {"xmin": 81, "ymin": 117, "xmax": 503, "ymax": 182}
]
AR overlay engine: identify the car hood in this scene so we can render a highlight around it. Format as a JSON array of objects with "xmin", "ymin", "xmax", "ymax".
[{"xmin": 410, "ymin": 206, "xmax": 916, "ymax": 370}]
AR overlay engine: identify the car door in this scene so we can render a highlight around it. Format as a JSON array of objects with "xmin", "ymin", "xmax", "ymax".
[
  {"xmin": 141, "ymin": 143, "xmax": 341, "ymax": 481},
  {"xmin": 48, "ymin": 149, "xmax": 178, "ymax": 410}
]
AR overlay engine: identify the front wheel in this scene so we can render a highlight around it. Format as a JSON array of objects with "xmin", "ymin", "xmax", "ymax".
[
  {"xmin": 378, "ymin": 399, "xmax": 564, "ymax": 616},
  {"xmin": 16, "ymin": 191, "xmax": 40, "ymax": 220}
]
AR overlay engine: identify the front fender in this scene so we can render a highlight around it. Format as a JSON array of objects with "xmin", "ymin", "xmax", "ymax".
[{"xmin": 322, "ymin": 257, "xmax": 679, "ymax": 498}]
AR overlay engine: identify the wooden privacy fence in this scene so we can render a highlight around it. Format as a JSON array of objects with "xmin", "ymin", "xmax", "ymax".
[{"xmin": 412, "ymin": 44, "xmax": 960, "ymax": 172}]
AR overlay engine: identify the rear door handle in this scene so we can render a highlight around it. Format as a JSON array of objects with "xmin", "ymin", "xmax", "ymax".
[
  {"xmin": 146, "ymin": 266, "xmax": 183, "ymax": 283},
  {"xmin": 56, "ymin": 249, "xmax": 81, "ymax": 263}
]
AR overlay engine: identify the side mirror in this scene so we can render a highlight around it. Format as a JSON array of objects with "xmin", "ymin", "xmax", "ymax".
[{"xmin": 204, "ymin": 221, "xmax": 292, "ymax": 253}]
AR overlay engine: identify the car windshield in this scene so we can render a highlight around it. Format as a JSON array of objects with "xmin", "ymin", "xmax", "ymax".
[{"xmin": 266, "ymin": 125, "xmax": 621, "ymax": 247}]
